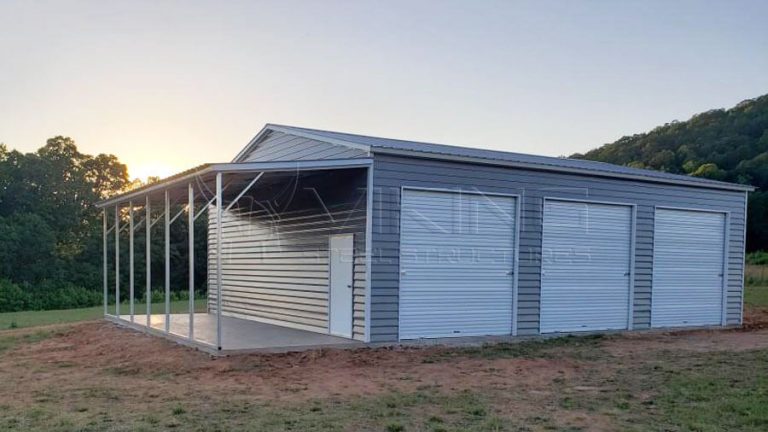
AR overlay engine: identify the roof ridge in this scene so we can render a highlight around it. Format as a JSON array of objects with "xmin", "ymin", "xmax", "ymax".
[{"xmin": 260, "ymin": 124, "xmax": 753, "ymax": 192}]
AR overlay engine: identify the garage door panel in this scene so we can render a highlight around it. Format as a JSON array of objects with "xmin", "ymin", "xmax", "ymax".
[
  {"xmin": 399, "ymin": 189, "xmax": 516, "ymax": 339},
  {"xmin": 540, "ymin": 200, "xmax": 633, "ymax": 333},
  {"xmin": 652, "ymin": 209, "xmax": 725, "ymax": 328}
]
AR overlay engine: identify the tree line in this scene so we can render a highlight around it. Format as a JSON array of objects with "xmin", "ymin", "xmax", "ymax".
[
  {"xmin": 0, "ymin": 137, "xmax": 207, "ymax": 312},
  {"xmin": 574, "ymin": 94, "xmax": 768, "ymax": 251},
  {"xmin": 2, "ymin": 94, "xmax": 766, "ymax": 312}
]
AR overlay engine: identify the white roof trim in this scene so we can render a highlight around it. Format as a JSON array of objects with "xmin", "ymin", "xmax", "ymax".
[{"xmin": 97, "ymin": 158, "xmax": 373, "ymax": 208}]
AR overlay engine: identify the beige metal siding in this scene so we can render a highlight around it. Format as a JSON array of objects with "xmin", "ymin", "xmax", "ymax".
[{"xmin": 208, "ymin": 192, "xmax": 367, "ymax": 341}]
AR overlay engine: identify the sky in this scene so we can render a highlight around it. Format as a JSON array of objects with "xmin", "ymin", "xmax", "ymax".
[{"xmin": 1, "ymin": 0, "xmax": 767, "ymax": 181}]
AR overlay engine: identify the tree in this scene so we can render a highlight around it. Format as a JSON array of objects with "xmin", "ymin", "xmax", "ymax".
[
  {"xmin": 0, "ymin": 136, "xmax": 208, "ymax": 311},
  {"xmin": 0, "ymin": 137, "xmax": 134, "ymax": 309},
  {"xmin": 574, "ymin": 94, "xmax": 768, "ymax": 251}
]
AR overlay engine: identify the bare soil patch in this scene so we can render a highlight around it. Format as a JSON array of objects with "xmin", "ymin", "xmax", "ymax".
[
  {"xmin": 2, "ymin": 307, "xmax": 768, "ymax": 431},
  {"xmin": 2, "ymin": 322, "xmax": 586, "ymax": 402}
]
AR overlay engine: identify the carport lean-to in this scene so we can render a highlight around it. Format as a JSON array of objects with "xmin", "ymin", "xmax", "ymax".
[{"xmin": 97, "ymin": 158, "xmax": 372, "ymax": 353}]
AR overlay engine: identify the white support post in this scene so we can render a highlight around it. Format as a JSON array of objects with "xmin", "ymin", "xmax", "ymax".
[
  {"xmin": 188, "ymin": 183, "xmax": 195, "ymax": 340},
  {"xmin": 145, "ymin": 195, "xmax": 151, "ymax": 327},
  {"xmin": 114, "ymin": 205, "xmax": 120, "ymax": 317},
  {"xmin": 164, "ymin": 189, "xmax": 171, "ymax": 333},
  {"xmin": 103, "ymin": 209, "xmax": 107, "ymax": 316},
  {"xmin": 216, "ymin": 172, "xmax": 223, "ymax": 350},
  {"xmin": 129, "ymin": 201, "xmax": 135, "ymax": 322}
]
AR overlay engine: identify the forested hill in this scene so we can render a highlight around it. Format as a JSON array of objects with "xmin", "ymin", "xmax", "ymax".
[{"xmin": 572, "ymin": 94, "xmax": 768, "ymax": 251}]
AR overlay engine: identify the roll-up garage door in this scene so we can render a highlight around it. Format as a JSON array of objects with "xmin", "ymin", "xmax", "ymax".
[
  {"xmin": 652, "ymin": 209, "xmax": 726, "ymax": 327},
  {"xmin": 399, "ymin": 189, "xmax": 517, "ymax": 339},
  {"xmin": 540, "ymin": 200, "xmax": 633, "ymax": 333}
]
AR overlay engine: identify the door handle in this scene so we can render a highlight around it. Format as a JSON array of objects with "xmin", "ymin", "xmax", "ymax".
[{"xmin": 347, "ymin": 284, "xmax": 353, "ymax": 289}]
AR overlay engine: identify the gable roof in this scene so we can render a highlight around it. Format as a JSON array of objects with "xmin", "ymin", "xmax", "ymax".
[{"xmin": 235, "ymin": 124, "xmax": 754, "ymax": 192}]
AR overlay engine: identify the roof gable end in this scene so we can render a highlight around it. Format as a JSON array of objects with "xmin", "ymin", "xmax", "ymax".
[{"xmin": 232, "ymin": 124, "xmax": 370, "ymax": 163}]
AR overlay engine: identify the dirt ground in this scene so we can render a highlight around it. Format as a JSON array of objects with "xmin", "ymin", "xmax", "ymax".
[{"xmin": 2, "ymin": 308, "xmax": 768, "ymax": 431}]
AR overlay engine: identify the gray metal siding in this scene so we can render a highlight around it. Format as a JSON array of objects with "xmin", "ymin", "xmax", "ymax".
[
  {"xmin": 208, "ymin": 197, "xmax": 367, "ymax": 341},
  {"xmin": 370, "ymin": 154, "xmax": 747, "ymax": 342},
  {"xmin": 242, "ymin": 131, "xmax": 368, "ymax": 162}
]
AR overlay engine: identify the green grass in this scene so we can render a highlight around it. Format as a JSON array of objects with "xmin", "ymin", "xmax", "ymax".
[
  {"xmin": 616, "ymin": 350, "xmax": 768, "ymax": 431},
  {"xmin": 747, "ymin": 264, "xmax": 768, "ymax": 287},
  {"xmin": 0, "ymin": 299, "xmax": 208, "ymax": 330},
  {"xmin": 0, "ymin": 329, "xmax": 59, "ymax": 354},
  {"xmin": 423, "ymin": 333, "xmax": 607, "ymax": 363},
  {"xmin": 745, "ymin": 285, "xmax": 768, "ymax": 308},
  {"xmin": 0, "ymin": 388, "xmax": 508, "ymax": 432},
  {"xmin": 1, "ymin": 326, "xmax": 768, "ymax": 431}
]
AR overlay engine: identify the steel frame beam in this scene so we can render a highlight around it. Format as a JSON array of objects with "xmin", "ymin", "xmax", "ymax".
[
  {"xmin": 146, "ymin": 195, "xmax": 152, "ymax": 327},
  {"xmin": 103, "ymin": 210, "xmax": 107, "ymax": 316},
  {"xmin": 224, "ymin": 172, "xmax": 263, "ymax": 212},
  {"xmin": 129, "ymin": 201, "xmax": 135, "ymax": 322},
  {"xmin": 169, "ymin": 205, "xmax": 187, "ymax": 225},
  {"xmin": 215, "ymin": 172, "xmax": 223, "ymax": 350},
  {"xmin": 164, "ymin": 190, "xmax": 170, "ymax": 333},
  {"xmin": 194, "ymin": 180, "xmax": 234, "ymax": 221},
  {"xmin": 96, "ymin": 158, "xmax": 374, "ymax": 208},
  {"xmin": 188, "ymin": 183, "xmax": 195, "ymax": 341},
  {"xmin": 114, "ymin": 205, "xmax": 120, "ymax": 317}
]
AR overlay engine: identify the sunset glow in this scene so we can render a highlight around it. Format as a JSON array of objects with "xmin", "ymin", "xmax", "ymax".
[{"xmin": 130, "ymin": 162, "xmax": 178, "ymax": 183}]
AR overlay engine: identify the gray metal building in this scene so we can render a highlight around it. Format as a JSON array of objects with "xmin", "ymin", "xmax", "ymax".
[{"xmin": 99, "ymin": 124, "xmax": 754, "ymax": 351}]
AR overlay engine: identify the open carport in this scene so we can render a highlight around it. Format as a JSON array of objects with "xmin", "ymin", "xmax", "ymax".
[{"xmin": 98, "ymin": 157, "xmax": 372, "ymax": 354}]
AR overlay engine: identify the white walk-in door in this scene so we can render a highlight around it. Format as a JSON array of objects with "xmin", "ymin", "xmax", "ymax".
[
  {"xmin": 540, "ymin": 200, "xmax": 633, "ymax": 333},
  {"xmin": 329, "ymin": 234, "xmax": 354, "ymax": 338},
  {"xmin": 399, "ymin": 189, "xmax": 517, "ymax": 339},
  {"xmin": 652, "ymin": 209, "xmax": 726, "ymax": 327}
]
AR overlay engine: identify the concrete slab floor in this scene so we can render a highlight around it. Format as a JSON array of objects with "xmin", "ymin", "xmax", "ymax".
[{"xmin": 115, "ymin": 313, "xmax": 360, "ymax": 352}]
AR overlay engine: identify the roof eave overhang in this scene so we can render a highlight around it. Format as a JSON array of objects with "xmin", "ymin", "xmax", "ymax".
[
  {"xmin": 370, "ymin": 147, "xmax": 756, "ymax": 192},
  {"xmin": 96, "ymin": 158, "xmax": 373, "ymax": 208}
]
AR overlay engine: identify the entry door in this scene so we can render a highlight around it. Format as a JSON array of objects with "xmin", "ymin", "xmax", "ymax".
[
  {"xmin": 329, "ymin": 234, "xmax": 354, "ymax": 338},
  {"xmin": 652, "ymin": 209, "xmax": 726, "ymax": 327},
  {"xmin": 399, "ymin": 189, "xmax": 517, "ymax": 339},
  {"xmin": 540, "ymin": 200, "xmax": 633, "ymax": 333}
]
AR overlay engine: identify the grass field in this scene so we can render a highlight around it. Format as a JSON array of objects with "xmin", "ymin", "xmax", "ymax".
[
  {"xmin": 746, "ymin": 264, "xmax": 768, "ymax": 287},
  {"xmin": 0, "ymin": 286, "xmax": 766, "ymax": 430},
  {"xmin": 746, "ymin": 285, "xmax": 768, "ymax": 308},
  {"xmin": 0, "ymin": 299, "xmax": 207, "ymax": 330},
  {"xmin": 0, "ymin": 319, "xmax": 767, "ymax": 431}
]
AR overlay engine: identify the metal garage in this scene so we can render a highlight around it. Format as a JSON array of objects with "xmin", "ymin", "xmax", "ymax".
[
  {"xmin": 539, "ymin": 200, "xmax": 634, "ymax": 333},
  {"xmin": 98, "ymin": 124, "xmax": 752, "ymax": 352},
  {"xmin": 651, "ymin": 208, "xmax": 727, "ymax": 327},
  {"xmin": 398, "ymin": 189, "xmax": 518, "ymax": 339}
]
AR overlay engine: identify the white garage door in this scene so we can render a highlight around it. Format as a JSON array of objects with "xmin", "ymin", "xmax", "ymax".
[
  {"xmin": 399, "ymin": 189, "xmax": 517, "ymax": 339},
  {"xmin": 540, "ymin": 200, "xmax": 633, "ymax": 333},
  {"xmin": 652, "ymin": 209, "xmax": 726, "ymax": 327}
]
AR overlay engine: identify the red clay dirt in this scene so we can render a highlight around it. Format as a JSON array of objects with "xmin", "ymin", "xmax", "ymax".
[
  {"xmin": 4, "ymin": 321, "xmax": 584, "ymax": 402},
  {"xmin": 1, "ymin": 306, "xmax": 767, "ymax": 431}
]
